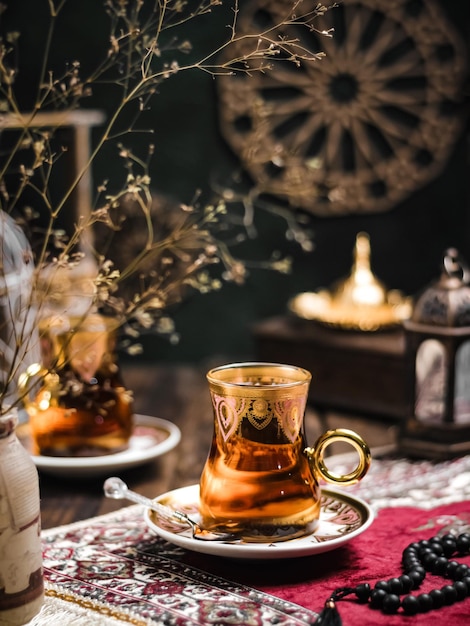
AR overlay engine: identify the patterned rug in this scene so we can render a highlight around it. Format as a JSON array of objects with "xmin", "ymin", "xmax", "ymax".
[
  {"xmin": 27, "ymin": 453, "xmax": 470, "ymax": 626},
  {"xmin": 31, "ymin": 504, "xmax": 316, "ymax": 626}
]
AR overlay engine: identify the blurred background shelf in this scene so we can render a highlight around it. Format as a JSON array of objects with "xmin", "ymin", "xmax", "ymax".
[{"xmin": 253, "ymin": 316, "xmax": 408, "ymax": 421}]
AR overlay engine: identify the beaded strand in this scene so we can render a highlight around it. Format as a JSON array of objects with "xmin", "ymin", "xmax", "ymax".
[{"xmin": 317, "ymin": 532, "xmax": 470, "ymax": 624}]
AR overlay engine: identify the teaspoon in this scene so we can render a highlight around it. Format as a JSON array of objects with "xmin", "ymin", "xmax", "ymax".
[{"xmin": 103, "ymin": 476, "xmax": 240, "ymax": 542}]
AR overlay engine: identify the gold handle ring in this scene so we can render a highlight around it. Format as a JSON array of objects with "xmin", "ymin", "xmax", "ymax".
[{"xmin": 305, "ymin": 428, "xmax": 371, "ymax": 486}]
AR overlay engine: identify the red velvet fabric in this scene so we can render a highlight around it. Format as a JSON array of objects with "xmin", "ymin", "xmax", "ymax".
[{"xmin": 187, "ymin": 502, "xmax": 470, "ymax": 625}]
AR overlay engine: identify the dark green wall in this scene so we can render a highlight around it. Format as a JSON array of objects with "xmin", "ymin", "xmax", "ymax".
[{"xmin": 3, "ymin": 0, "xmax": 470, "ymax": 364}]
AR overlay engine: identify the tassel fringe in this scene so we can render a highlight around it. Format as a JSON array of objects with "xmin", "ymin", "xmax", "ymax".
[
  {"xmin": 315, "ymin": 587, "xmax": 356, "ymax": 625},
  {"xmin": 315, "ymin": 598, "xmax": 343, "ymax": 625}
]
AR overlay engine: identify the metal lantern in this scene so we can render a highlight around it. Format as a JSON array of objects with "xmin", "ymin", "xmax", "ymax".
[{"xmin": 399, "ymin": 248, "xmax": 470, "ymax": 459}]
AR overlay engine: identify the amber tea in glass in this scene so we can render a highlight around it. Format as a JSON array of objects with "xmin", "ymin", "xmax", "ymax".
[
  {"xmin": 20, "ymin": 314, "xmax": 134, "ymax": 456},
  {"xmin": 199, "ymin": 362, "xmax": 371, "ymax": 542}
]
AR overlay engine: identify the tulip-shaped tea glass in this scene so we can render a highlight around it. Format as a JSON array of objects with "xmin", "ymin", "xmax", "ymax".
[
  {"xmin": 199, "ymin": 362, "xmax": 371, "ymax": 542},
  {"xmin": 19, "ymin": 313, "xmax": 134, "ymax": 456}
]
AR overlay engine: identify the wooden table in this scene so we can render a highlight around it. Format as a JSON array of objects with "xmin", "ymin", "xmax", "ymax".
[{"xmin": 38, "ymin": 362, "xmax": 398, "ymax": 530}]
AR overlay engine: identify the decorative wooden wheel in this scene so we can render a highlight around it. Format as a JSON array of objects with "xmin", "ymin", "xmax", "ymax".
[{"xmin": 217, "ymin": 0, "xmax": 468, "ymax": 216}]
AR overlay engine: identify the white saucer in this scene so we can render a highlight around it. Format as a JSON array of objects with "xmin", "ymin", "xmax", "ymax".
[
  {"xmin": 144, "ymin": 484, "xmax": 374, "ymax": 559},
  {"xmin": 18, "ymin": 414, "xmax": 181, "ymax": 478}
]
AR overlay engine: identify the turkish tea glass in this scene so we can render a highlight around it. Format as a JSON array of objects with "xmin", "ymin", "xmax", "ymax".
[
  {"xmin": 199, "ymin": 362, "xmax": 371, "ymax": 542},
  {"xmin": 20, "ymin": 313, "xmax": 134, "ymax": 456}
]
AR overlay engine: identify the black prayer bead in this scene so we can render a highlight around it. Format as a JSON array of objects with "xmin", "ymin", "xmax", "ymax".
[
  {"xmin": 403, "ymin": 557, "xmax": 420, "ymax": 571},
  {"xmin": 417, "ymin": 593, "xmax": 433, "ymax": 612},
  {"xmin": 456, "ymin": 534, "xmax": 470, "ymax": 553},
  {"xmin": 431, "ymin": 556, "xmax": 449, "ymax": 575},
  {"xmin": 441, "ymin": 537, "xmax": 457, "ymax": 558},
  {"xmin": 370, "ymin": 589, "xmax": 387, "ymax": 609},
  {"xmin": 431, "ymin": 556, "xmax": 449, "ymax": 574},
  {"xmin": 447, "ymin": 560, "xmax": 461, "ymax": 578},
  {"xmin": 382, "ymin": 594, "xmax": 400, "ymax": 614},
  {"xmin": 453, "ymin": 581, "xmax": 468, "ymax": 600},
  {"xmin": 442, "ymin": 584, "xmax": 458, "ymax": 605},
  {"xmin": 388, "ymin": 577, "xmax": 403, "ymax": 594},
  {"xmin": 402, "ymin": 595, "xmax": 420, "ymax": 615},
  {"xmin": 374, "ymin": 580, "xmax": 390, "ymax": 593},
  {"xmin": 429, "ymin": 589, "xmax": 445, "ymax": 608},
  {"xmin": 354, "ymin": 583, "xmax": 370, "ymax": 603},
  {"xmin": 422, "ymin": 552, "xmax": 438, "ymax": 570},
  {"xmin": 455, "ymin": 564, "xmax": 470, "ymax": 580},
  {"xmin": 407, "ymin": 570, "xmax": 424, "ymax": 589},
  {"xmin": 398, "ymin": 574, "xmax": 413, "ymax": 593},
  {"xmin": 429, "ymin": 541, "xmax": 444, "ymax": 556},
  {"xmin": 418, "ymin": 546, "xmax": 432, "ymax": 559},
  {"xmin": 462, "ymin": 576, "xmax": 470, "ymax": 592},
  {"xmin": 403, "ymin": 546, "xmax": 418, "ymax": 558}
]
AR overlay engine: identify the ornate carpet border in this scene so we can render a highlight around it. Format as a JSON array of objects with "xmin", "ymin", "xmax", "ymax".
[{"xmin": 39, "ymin": 505, "xmax": 318, "ymax": 626}]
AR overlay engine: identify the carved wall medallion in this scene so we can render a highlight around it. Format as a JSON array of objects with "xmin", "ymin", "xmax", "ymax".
[{"xmin": 217, "ymin": 0, "xmax": 468, "ymax": 216}]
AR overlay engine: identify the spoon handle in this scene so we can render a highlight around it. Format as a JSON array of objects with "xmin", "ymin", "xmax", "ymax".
[
  {"xmin": 133, "ymin": 493, "xmax": 189, "ymax": 525},
  {"xmin": 103, "ymin": 477, "xmax": 189, "ymax": 526}
]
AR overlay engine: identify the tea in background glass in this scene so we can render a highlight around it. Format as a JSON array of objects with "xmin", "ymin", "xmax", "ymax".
[{"xmin": 20, "ymin": 313, "xmax": 134, "ymax": 456}]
